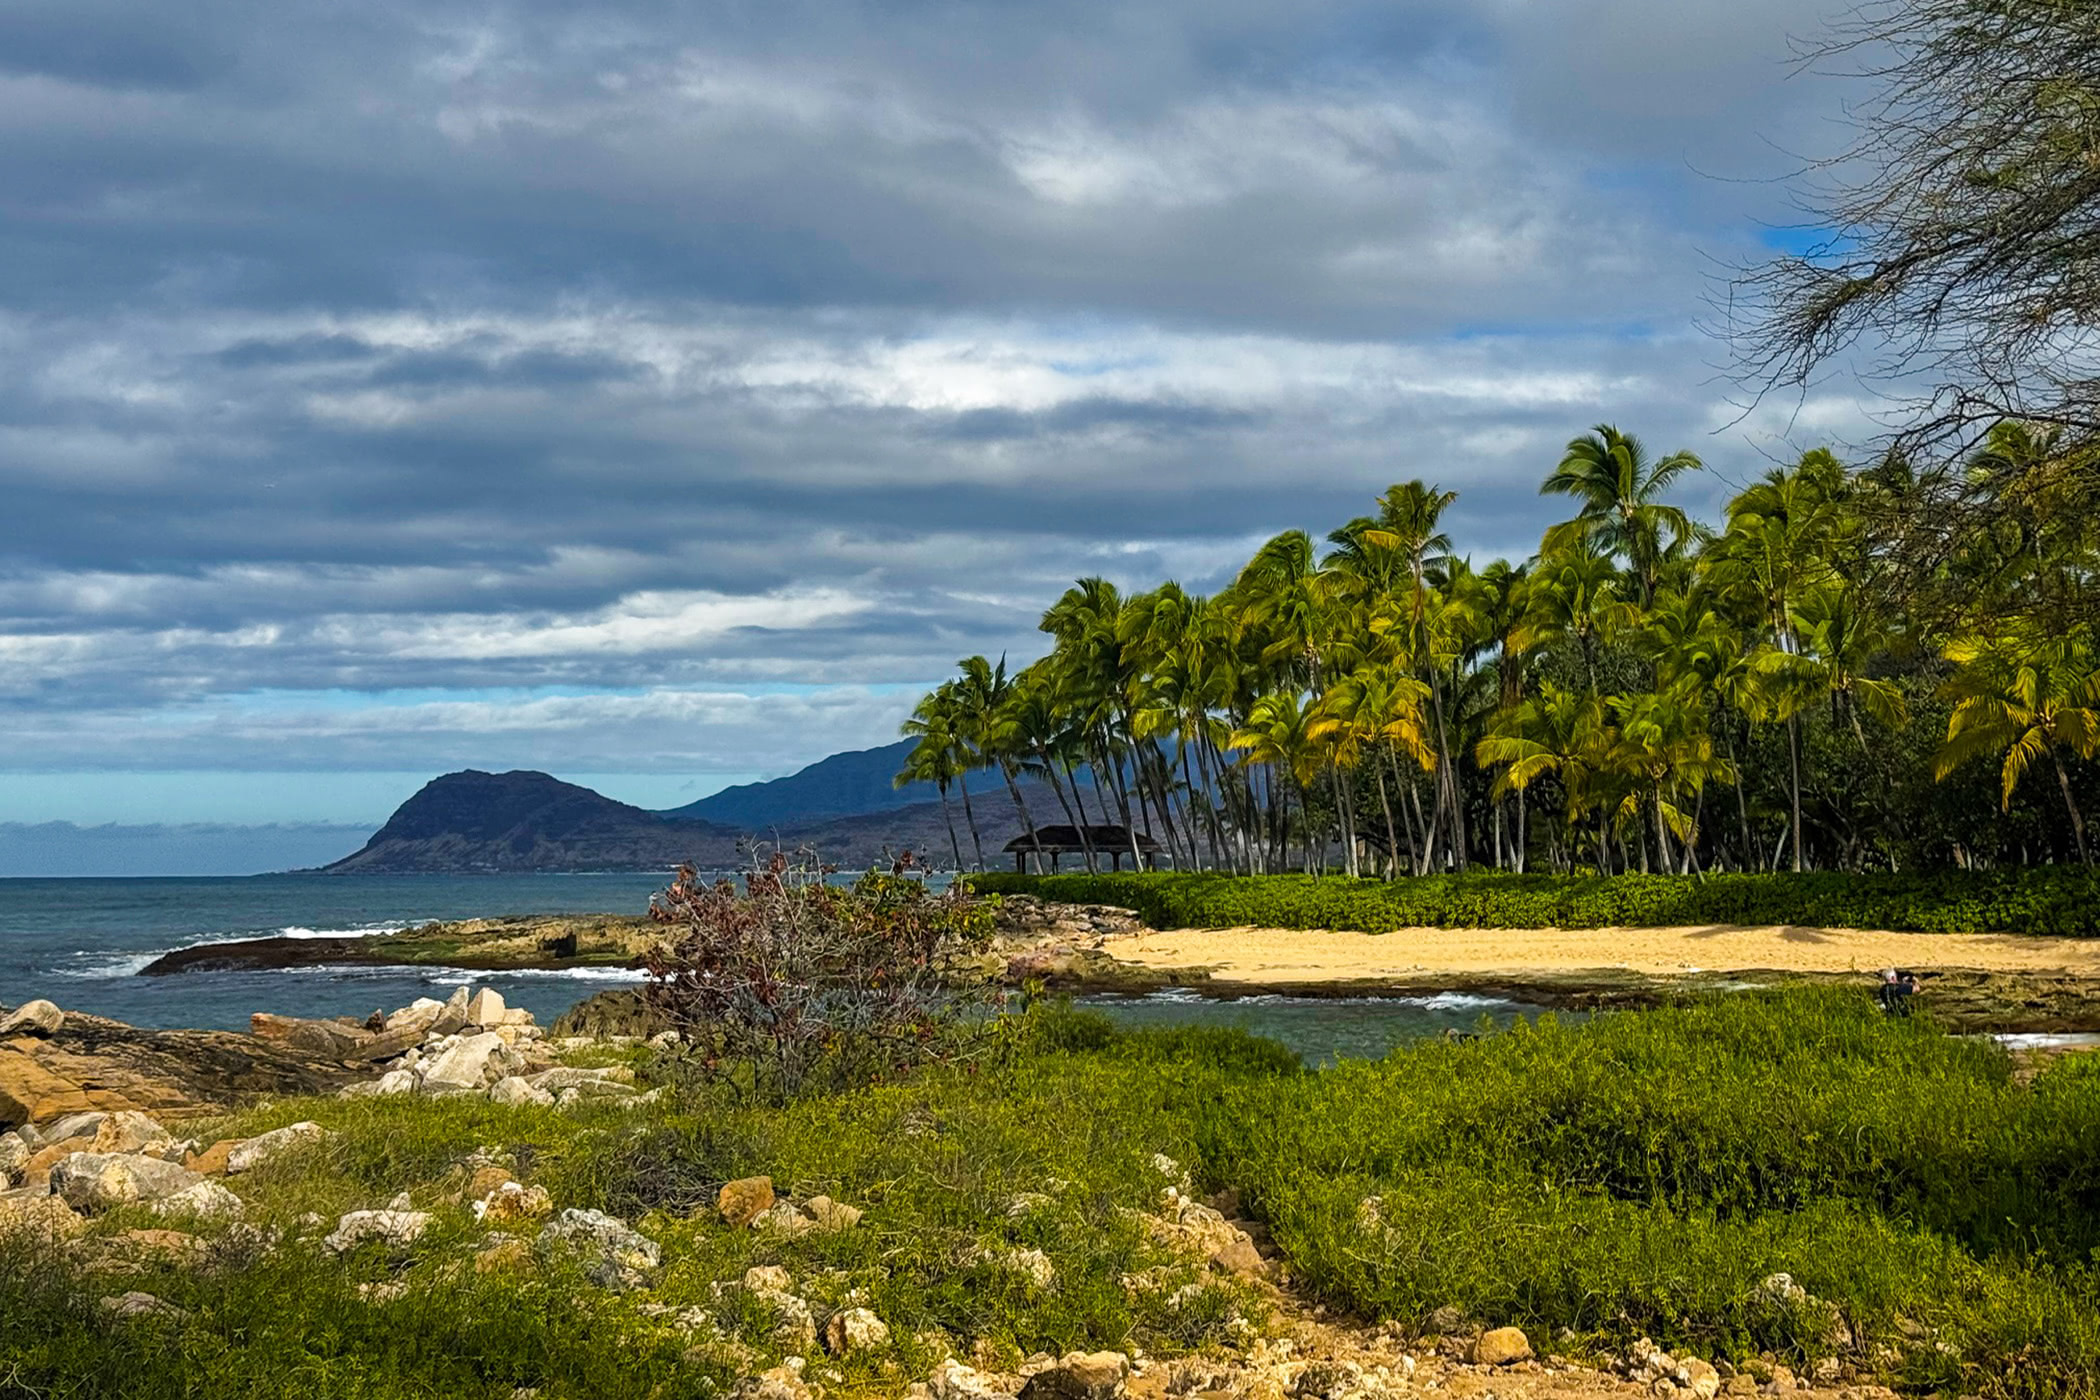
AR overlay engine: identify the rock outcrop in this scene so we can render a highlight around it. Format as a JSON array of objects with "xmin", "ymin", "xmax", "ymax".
[{"xmin": 1, "ymin": 1009, "xmax": 361, "ymax": 1129}]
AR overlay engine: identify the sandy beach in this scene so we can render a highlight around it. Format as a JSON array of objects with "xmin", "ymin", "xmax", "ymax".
[{"xmin": 1112, "ymin": 923, "xmax": 2100, "ymax": 984}]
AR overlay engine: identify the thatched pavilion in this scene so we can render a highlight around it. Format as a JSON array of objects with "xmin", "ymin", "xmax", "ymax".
[{"xmin": 1002, "ymin": 825, "xmax": 1161, "ymax": 872}]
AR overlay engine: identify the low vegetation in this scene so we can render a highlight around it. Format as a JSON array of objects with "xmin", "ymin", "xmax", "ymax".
[
  {"xmin": 968, "ymin": 866, "xmax": 2100, "ymax": 937},
  {"xmin": 5, "ymin": 990, "xmax": 2100, "ymax": 1397}
]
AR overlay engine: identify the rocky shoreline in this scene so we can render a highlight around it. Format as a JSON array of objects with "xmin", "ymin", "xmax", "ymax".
[{"xmin": 125, "ymin": 895, "xmax": 2100, "ymax": 1039}]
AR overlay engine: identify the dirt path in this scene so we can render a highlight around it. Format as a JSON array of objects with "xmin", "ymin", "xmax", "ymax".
[{"xmin": 1112, "ymin": 923, "xmax": 2100, "ymax": 984}]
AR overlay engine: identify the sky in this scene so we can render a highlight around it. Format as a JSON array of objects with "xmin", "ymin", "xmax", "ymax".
[{"xmin": 0, "ymin": 0, "xmax": 1885, "ymax": 850}]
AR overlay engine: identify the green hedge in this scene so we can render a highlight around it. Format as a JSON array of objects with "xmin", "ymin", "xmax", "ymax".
[{"xmin": 965, "ymin": 867, "xmax": 2100, "ymax": 936}]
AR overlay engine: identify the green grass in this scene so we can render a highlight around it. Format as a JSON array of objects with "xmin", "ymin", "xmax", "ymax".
[
  {"xmin": 969, "ymin": 866, "xmax": 2100, "ymax": 936},
  {"xmin": 6, "ymin": 992, "xmax": 2100, "ymax": 1397}
]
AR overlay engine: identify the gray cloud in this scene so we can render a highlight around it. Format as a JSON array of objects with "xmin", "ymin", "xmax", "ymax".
[{"xmin": 0, "ymin": 0, "xmax": 1875, "ymax": 791}]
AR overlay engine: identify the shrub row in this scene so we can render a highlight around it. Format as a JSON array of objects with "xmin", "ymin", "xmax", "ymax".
[{"xmin": 967, "ymin": 866, "xmax": 2100, "ymax": 936}]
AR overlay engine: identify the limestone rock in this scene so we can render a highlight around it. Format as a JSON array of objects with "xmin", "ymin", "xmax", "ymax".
[
  {"xmin": 385, "ymin": 999, "xmax": 446, "ymax": 1035},
  {"xmin": 932, "ymin": 1360, "xmax": 1013, "ymax": 1400},
  {"xmin": 537, "ymin": 1207, "xmax": 660, "ymax": 1290},
  {"xmin": 52, "ymin": 1152, "xmax": 204, "ymax": 1212},
  {"xmin": 185, "ymin": 1140, "xmax": 237, "ymax": 1175},
  {"xmin": 464, "ymin": 988, "xmax": 507, "ymax": 1027},
  {"xmin": 0, "ymin": 1191, "xmax": 85, "ymax": 1241},
  {"xmin": 323, "ymin": 1208, "xmax": 432, "ymax": 1254},
  {"xmin": 1210, "ymin": 1232, "xmax": 1266, "ymax": 1277},
  {"xmin": 250, "ymin": 1013, "xmax": 373, "ymax": 1059},
  {"xmin": 824, "ymin": 1306, "xmax": 891, "ymax": 1355},
  {"xmin": 476, "ymin": 1182, "xmax": 554, "ymax": 1224},
  {"xmin": 91, "ymin": 1111, "xmax": 173, "ymax": 1155},
  {"xmin": 226, "ymin": 1121, "xmax": 327, "ymax": 1174},
  {"xmin": 489, "ymin": 1075, "xmax": 554, "ymax": 1107},
  {"xmin": 0, "ymin": 1001, "xmax": 64, "ymax": 1038},
  {"xmin": 749, "ymin": 1361, "xmax": 815, "ymax": 1400},
  {"xmin": 151, "ymin": 1180, "xmax": 245, "ymax": 1221},
  {"xmin": 0, "ymin": 1133, "xmax": 29, "ymax": 1178},
  {"xmin": 804, "ymin": 1194, "xmax": 863, "ymax": 1232},
  {"xmin": 1473, "ymin": 1327, "xmax": 1534, "ymax": 1366},
  {"xmin": 101, "ymin": 1290, "xmax": 189, "ymax": 1321},
  {"xmin": 112, "ymin": 1228, "xmax": 208, "ymax": 1266},
  {"xmin": 716, "ymin": 1175, "xmax": 775, "ymax": 1227},
  {"xmin": 40, "ymin": 1112, "xmax": 109, "ymax": 1145},
  {"xmin": 419, "ymin": 1032, "xmax": 518, "ymax": 1093},
  {"xmin": 743, "ymin": 1264, "xmax": 794, "ymax": 1292},
  {"xmin": 754, "ymin": 1200, "xmax": 814, "ymax": 1236},
  {"xmin": 0, "ymin": 1011, "xmax": 358, "ymax": 1129},
  {"xmin": 1018, "ymin": 1352, "xmax": 1129, "ymax": 1400},
  {"xmin": 1682, "ymin": 1359, "xmax": 1722, "ymax": 1400}
]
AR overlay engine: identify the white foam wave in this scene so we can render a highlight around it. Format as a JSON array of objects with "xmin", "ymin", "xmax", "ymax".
[{"xmin": 50, "ymin": 952, "xmax": 160, "ymax": 978}]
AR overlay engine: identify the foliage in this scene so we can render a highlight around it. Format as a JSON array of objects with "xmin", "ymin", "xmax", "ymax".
[
  {"xmin": 642, "ymin": 856, "xmax": 1000, "ymax": 1102},
  {"xmin": 8, "ymin": 994, "xmax": 2100, "ymax": 1397},
  {"xmin": 904, "ymin": 421, "xmax": 2100, "ymax": 876},
  {"xmin": 1210, "ymin": 990, "xmax": 2100, "ymax": 1398},
  {"xmin": 967, "ymin": 866, "xmax": 2100, "ymax": 936}
]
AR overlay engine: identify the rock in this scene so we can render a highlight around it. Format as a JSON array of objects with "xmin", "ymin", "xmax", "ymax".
[
  {"xmin": 0, "ymin": 1007, "xmax": 64, "ymax": 1041},
  {"xmin": 0, "ymin": 1132, "xmax": 28, "ymax": 1177},
  {"xmin": 323, "ymin": 1208, "xmax": 432, "ymax": 1254},
  {"xmin": 754, "ymin": 1200, "xmax": 814, "ymax": 1236},
  {"xmin": 1682, "ymin": 1359, "xmax": 1721, "ymax": 1400},
  {"xmin": 39, "ymin": 1112, "xmax": 108, "ymax": 1145},
  {"xmin": 431, "ymin": 986, "xmax": 474, "ymax": 1037},
  {"xmin": 476, "ymin": 1182, "xmax": 553, "ymax": 1224},
  {"xmin": 385, "ymin": 999, "xmax": 446, "ymax": 1035},
  {"xmin": 184, "ymin": 1140, "xmax": 238, "ymax": 1175},
  {"xmin": 464, "ymin": 988, "xmax": 507, "ymax": 1027},
  {"xmin": 932, "ymin": 1360, "xmax": 1012, "ymax": 1400},
  {"xmin": 0, "ymin": 1000, "xmax": 64, "ymax": 1038},
  {"xmin": 743, "ymin": 1264, "xmax": 794, "ymax": 1292},
  {"xmin": 804, "ymin": 1194, "xmax": 863, "ymax": 1232},
  {"xmin": 488, "ymin": 1076, "xmax": 554, "ymax": 1107},
  {"xmin": 749, "ymin": 1361, "xmax": 816, "ymax": 1400},
  {"xmin": 251, "ymin": 1013, "xmax": 374, "ymax": 1059},
  {"xmin": 716, "ymin": 1175, "xmax": 775, "ymax": 1227},
  {"xmin": 824, "ymin": 1306, "xmax": 892, "ymax": 1355},
  {"xmin": 226, "ymin": 1121, "xmax": 327, "ymax": 1174},
  {"xmin": 0, "ymin": 1011, "xmax": 360, "ymax": 1129},
  {"xmin": 476, "ymin": 1238, "xmax": 533, "ymax": 1274},
  {"xmin": 1427, "ymin": 1305, "xmax": 1468, "ymax": 1334},
  {"xmin": 113, "ymin": 1228, "xmax": 208, "ymax": 1266},
  {"xmin": 1474, "ymin": 1327, "xmax": 1534, "ymax": 1367},
  {"xmin": 151, "ymin": 1180, "xmax": 245, "ymax": 1221},
  {"xmin": 51, "ymin": 1152, "xmax": 205, "ymax": 1212},
  {"xmin": 417, "ymin": 1032, "xmax": 518, "ymax": 1093},
  {"xmin": 0, "ymin": 1191, "xmax": 85, "ymax": 1241},
  {"xmin": 537, "ymin": 1207, "xmax": 660, "ymax": 1290},
  {"xmin": 100, "ymin": 1291, "xmax": 188, "ymax": 1321},
  {"xmin": 525, "ymin": 1066, "xmax": 636, "ymax": 1092},
  {"xmin": 1210, "ymin": 1232, "xmax": 1266, "ymax": 1277},
  {"xmin": 1018, "ymin": 1352, "xmax": 1129, "ymax": 1400},
  {"xmin": 90, "ymin": 1111, "xmax": 174, "ymax": 1155}
]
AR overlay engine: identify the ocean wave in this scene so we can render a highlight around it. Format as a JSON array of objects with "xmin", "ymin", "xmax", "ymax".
[{"xmin": 48, "ymin": 951, "xmax": 161, "ymax": 978}]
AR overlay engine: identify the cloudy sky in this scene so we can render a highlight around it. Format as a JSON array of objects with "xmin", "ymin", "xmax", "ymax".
[{"xmin": 0, "ymin": 0, "xmax": 1879, "ymax": 836}]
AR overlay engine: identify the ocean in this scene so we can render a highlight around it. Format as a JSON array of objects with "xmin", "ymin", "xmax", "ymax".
[{"xmin": 0, "ymin": 873, "xmax": 1555, "ymax": 1061}]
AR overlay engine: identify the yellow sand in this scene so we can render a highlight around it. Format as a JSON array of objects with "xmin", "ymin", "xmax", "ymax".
[{"xmin": 1111, "ymin": 924, "xmax": 2100, "ymax": 983}]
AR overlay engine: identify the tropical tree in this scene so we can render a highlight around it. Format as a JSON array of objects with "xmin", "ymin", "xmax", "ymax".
[
  {"xmin": 1542, "ymin": 425, "xmax": 1703, "ymax": 604},
  {"xmin": 1936, "ymin": 630, "xmax": 2100, "ymax": 864}
]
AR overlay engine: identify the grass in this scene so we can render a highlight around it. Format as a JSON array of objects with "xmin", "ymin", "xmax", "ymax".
[
  {"xmin": 968, "ymin": 866, "xmax": 2100, "ymax": 936},
  {"xmin": 6, "ymin": 991, "xmax": 2100, "ymax": 1397}
]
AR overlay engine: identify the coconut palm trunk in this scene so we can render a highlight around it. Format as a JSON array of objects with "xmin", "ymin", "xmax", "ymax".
[{"xmin": 955, "ymin": 770, "xmax": 986, "ymax": 871}]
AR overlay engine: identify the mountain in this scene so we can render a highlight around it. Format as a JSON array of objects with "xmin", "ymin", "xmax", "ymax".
[
  {"xmin": 316, "ymin": 766, "xmax": 1048, "ymax": 874},
  {"xmin": 661, "ymin": 740, "xmax": 928, "ymax": 827},
  {"xmin": 320, "ymin": 770, "xmax": 739, "ymax": 874}
]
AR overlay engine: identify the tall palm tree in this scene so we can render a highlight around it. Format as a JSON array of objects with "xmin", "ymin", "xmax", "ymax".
[
  {"xmin": 894, "ymin": 718, "xmax": 966, "ymax": 872},
  {"xmin": 900, "ymin": 683, "xmax": 984, "ymax": 869},
  {"xmin": 954, "ymin": 654, "xmax": 1047, "ymax": 871},
  {"xmin": 1542, "ymin": 424, "xmax": 1703, "ymax": 604}
]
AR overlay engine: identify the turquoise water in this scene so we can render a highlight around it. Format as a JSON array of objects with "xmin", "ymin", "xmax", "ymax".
[{"xmin": 0, "ymin": 874, "xmax": 1564, "ymax": 1058}]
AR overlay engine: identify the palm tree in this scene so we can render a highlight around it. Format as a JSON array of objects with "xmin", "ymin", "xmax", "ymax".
[
  {"xmin": 954, "ymin": 655, "xmax": 1047, "ymax": 871},
  {"xmin": 894, "ymin": 717, "xmax": 966, "ymax": 872},
  {"xmin": 1229, "ymin": 690, "xmax": 1324, "ymax": 873},
  {"xmin": 1935, "ymin": 630, "xmax": 2100, "ymax": 864},
  {"xmin": 1542, "ymin": 424, "xmax": 1703, "ymax": 604},
  {"xmin": 900, "ymin": 684, "xmax": 984, "ymax": 869}
]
